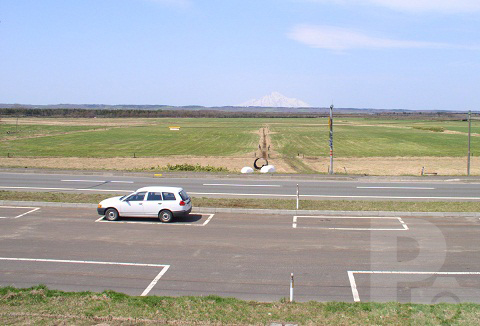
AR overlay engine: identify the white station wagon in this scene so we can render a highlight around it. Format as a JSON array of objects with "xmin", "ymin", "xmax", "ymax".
[{"xmin": 97, "ymin": 186, "xmax": 192, "ymax": 223}]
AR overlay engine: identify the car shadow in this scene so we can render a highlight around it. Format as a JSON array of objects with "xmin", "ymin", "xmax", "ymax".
[
  {"xmin": 105, "ymin": 214, "xmax": 204, "ymax": 224},
  {"xmin": 171, "ymin": 214, "xmax": 203, "ymax": 223}
]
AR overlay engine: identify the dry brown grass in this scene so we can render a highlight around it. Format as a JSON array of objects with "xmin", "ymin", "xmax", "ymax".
[
  {"xmin": 1, "ymin": 156, "xmax": 479, "ymax": 175},
  {"xmin": 299, "ymin": 156, "xmax": 480, "ymax": 176},
  {"xmin": 0, "ymin": 156, "xmax": 296, "ymax": 173}
]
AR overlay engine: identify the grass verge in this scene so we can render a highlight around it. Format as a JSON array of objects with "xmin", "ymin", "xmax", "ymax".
[
  {"xmin": 2, "ymin": 285, "xmax": 480, "ymax": 325},
  {"xmin": 1, "ymin": 190, "xmax": 480, "ymax": 212}
]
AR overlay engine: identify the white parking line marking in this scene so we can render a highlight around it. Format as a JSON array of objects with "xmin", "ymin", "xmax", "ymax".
[
  {"xmin": 201, "ymin": 213, "xmax": 215, "ymax": 226},
  {"xmin": 348, "ymin": 271, "xmax": 480, "ymax": 302},
  {"xmin": 357, "ymin": 186, "xmax": 435, "ymax": 190},
  {"xmin": 0, "ymin": 257, "xmax": 170, "ymax": 296},
  {"xmin": 348, "ymin": 271, "xmax": 360, "ymax": 302},
  {"xmin": 141, "ymin": 266, "xmax": 170, "ymax": 296},
  {"xmin": 293, "ymin": 216, "xmax": 408, "ymax": 231},
  {"xmin": 96, "ymin": 213, "xmax": 215, "ymax": 226},
  {"xmin": 203, "ymin": 184, "xmax": 281, "ymax": 187},
  {"xmin": 0, "ymin": 206, "xmax": 40, "ymax": 219}
]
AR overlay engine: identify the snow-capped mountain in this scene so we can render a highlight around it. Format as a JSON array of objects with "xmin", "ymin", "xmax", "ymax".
[{"xmin": 240, "ymin": 92, "xmax": 310, "ymax": 108}]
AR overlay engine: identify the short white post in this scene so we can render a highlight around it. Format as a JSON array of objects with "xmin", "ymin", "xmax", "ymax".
[
  {"xmin": 290, "ymin": 272, "xmax": 294, "ymax": 302},
  {"xmin": 296, "ymin": 184, "xmax": 299, "ymax": 210}
]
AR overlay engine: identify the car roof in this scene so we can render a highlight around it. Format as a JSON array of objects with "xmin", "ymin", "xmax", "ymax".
[{"xmin": 135, "ymin": 186, "xmax": 184, "ymax": 193}]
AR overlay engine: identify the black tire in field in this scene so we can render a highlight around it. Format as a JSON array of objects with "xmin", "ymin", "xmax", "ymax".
[{"xmin": 254, "ymin": 158, "xmax": 268, "ymax": 170}]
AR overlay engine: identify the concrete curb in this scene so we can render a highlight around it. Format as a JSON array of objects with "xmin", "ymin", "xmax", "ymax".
[{"xmin": 1, "ymin": 200, "xmax": 479, "ymax": 217}]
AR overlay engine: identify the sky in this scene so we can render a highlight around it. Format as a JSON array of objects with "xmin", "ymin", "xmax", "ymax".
[{"xmin": 1, "ymin": 0, "xmax": 479, "ymax": 110}]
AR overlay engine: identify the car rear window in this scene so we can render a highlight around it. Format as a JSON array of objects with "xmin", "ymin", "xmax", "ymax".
[
  {"xmin": 179, "ymin": 190, "xmax": 189, "ymax": 201},
  {"xmin": 162, "ymin": 192, "xmax": 176, "ymax": 201},
  {"xmin": 147, "ymin": 192, "xmax": 162, "ymax": 201}
]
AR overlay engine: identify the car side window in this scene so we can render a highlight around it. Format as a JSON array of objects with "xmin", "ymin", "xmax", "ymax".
[
  {"xmin": 162, "ymin": 192, "xmax": 176, "ymax": 201},
  {"xmin": 126, "ymin": 192, "xmax": 146, "ymax": 201},
  {"xmin": 147, "ymin": 192, "xmax": 162, "ymax": 201}
]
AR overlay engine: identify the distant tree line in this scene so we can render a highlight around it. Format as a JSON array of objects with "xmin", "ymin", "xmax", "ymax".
[
  {"xmin": 0, "ymin": 107, "xmax": 330, "ymax": 119},
  {"xmin": 0, "ymin": 107, "xmax": 472, "ymax": 120}
]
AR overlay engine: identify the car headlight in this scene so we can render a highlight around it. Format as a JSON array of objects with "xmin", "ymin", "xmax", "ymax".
[{"xmin": 98, "ymin": 204, "xmax": 102, "ymax": 208}]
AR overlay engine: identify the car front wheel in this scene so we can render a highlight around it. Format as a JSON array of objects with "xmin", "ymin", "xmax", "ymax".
[
  {"xmin": 104, "ymin": 208, "xmax": 119, "ymax": 221},
  {"xmin": 159, "ymin": 210, "xmax": 173, "ymax": 223}
]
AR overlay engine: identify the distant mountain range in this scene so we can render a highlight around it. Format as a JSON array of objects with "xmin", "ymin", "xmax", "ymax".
[{"xmin": 240, "ymin": 91, "xmax": 310, "ymax": 108}]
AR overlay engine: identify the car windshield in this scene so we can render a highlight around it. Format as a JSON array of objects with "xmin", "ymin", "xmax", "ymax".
[
  {"xmin": 123, "ymin": 192, "xmax": 147, "ymax": 201},
  {"xmin": 121, "ymin": 193, "xmax": 135, "ymax": 201}
]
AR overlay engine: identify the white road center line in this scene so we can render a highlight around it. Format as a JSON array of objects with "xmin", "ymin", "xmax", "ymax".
[
  {"xmin": 357, "ymin": 186, "xmax": 435, "ymax": 190},
  {"xmin": 61, "ymin": 179, "xmax": 107, "ymax": 183},
  {"xmin": 61, "ymin": 180, "xmax": 134, "ymax": 184},
  {"xmin": 203, "ymin": 183, "xmax": 281, "ymax": 187}
]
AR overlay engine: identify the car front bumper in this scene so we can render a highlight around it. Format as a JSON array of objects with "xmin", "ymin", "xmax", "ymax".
[{"xmin": 97, "ymin": 207, "xmax": 107, "ymax": 216}]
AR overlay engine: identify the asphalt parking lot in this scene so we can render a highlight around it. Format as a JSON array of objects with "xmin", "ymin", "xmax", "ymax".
[{"xmin": 1, "ymin": 205, "xmax": 479, "ymax": 303}]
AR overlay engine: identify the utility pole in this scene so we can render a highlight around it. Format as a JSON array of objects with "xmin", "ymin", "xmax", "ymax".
[
  {"xmin": 329, "ymin": 104, "xmax": 334, "ymax": 174},
  {"xmin": 468, "ymin": 110, "xmax": 471, "ymax": 176}
]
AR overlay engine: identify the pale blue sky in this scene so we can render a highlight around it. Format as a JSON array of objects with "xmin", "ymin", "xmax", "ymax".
[{"xmin": 1, "ymin": 0, "xmax": 479, "ymax": 110}]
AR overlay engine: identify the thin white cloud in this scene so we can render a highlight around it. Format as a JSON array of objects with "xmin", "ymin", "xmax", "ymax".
[
  {"xmin": 305, "ymin": 0, "xmax": 480, "ymax": 13},
  {"xmin": 288, "ymin": 25, "xmax": 453, "ymax": 51}
]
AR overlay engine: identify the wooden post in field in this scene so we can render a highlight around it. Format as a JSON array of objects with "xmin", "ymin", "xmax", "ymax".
[
  {"xmin": 468, "ymin": 110, "xmax": 471, "ymax": 176},
  {"xmin": 329, "ymin": 105, "xmax": 334, "ymax": 175}
]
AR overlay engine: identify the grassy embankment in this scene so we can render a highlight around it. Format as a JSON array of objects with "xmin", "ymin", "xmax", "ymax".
[
  {"xmin": 1, "ymin": 190, "xmax": 479, "ymax": 212},
  {"xmin": 2, "ymin": 285, "xmax": 480, "ymax": 325}
]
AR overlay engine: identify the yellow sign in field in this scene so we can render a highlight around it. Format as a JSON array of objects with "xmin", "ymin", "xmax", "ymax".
[{"xmin": 169, "ymin": 126, "xmax": 180, "ymax": 131}]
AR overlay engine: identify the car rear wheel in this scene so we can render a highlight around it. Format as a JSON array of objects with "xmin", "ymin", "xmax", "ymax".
[
  {"xmin": 159, "ymin": 210, "xmax": 173, "ymax": 223},
  {"xmin": 104, "ymin": 208, "xmax": 119, "ymax": 221}
]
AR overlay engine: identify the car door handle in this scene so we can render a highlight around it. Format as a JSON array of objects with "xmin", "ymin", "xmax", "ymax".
[
  {"xmin": 158, "ymin": 203, "xmax": 162, "ymax": 205},
  {"xmin": 139, "ymin": 203, "xmax": 143, "ymax": 205}
]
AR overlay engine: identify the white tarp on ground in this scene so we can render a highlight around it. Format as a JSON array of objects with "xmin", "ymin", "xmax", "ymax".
[
  {"xmin": 260, "ymin": 165, "xmax": 276, "ymax": 173},
  {"xmin": 241, "ymin": 166, "xmax": 254, "ymax": 174}
]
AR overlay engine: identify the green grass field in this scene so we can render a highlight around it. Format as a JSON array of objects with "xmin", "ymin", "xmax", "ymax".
[
  {"xmin": 0, "ymin": 117, "xmax": 478, "ymax": 158},
  {"xmin": 0, "ymin": 118, "xmax": 262, "ymax": 157}
]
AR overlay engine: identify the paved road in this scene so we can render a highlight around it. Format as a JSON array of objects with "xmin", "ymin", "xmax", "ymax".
[
  {"xmin": 1, "ymin": 205, "xmax": 479, "ymax": 303},
  {"xmin": 1, "ymin": 171, "xmax": 480, "ymax": 201}
]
